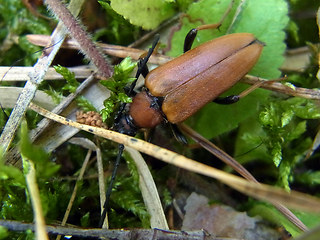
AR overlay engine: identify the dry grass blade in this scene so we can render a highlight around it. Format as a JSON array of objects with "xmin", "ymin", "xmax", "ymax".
[
  {"xmin": 67, "ymin": 138, "xmax": 108, "ymax": 228},
  {"xmin": 28, "ymin": 102, "xmax": 320, "ymax": 214},
  {"xmin": 125, "ymin": 147, "xmax": 168, "ymax": 229},
  {"xmin": 0, "ymin": 87, "xmax": 56, "ymax": 110},
  {"xmin": 0, "ymin": 66, "xmax": 93, "ymax": 82},
  {"xmin": 23, "ymin": 158, "xmax": 49, "ymax": 240},
  {"xmin": 294, "ymin": 224, "xmax": 320, "ymax": 240},
  {"xmin": 55, "ymin": 148, "xmax": 92, "ymax": 240}
]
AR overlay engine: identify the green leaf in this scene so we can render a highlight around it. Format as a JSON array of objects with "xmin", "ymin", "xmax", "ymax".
[
  {"xmin": 279, "ymin": 160, "xmax": 291, "ymax": 191},
  {"xmin": 272, "ymin": 141, "xmax": 282, "ymax": 167},
  {"xmin": 117, "ymin": 92, "xmax": 132, "ymax": 103},
  {"xmin": 44, "ymin": 87, "xmax": 64, "ymax": 104},
  {"xmin": 0, "ymin": 226, "xmax": 8, "ymax": 239},
  {"xmin": 109, "ymin": 0, "xmax": 176, "ymax": 30},
  {"xmin": 19, "ymin": 121, "xmax": 60, "ymax": 179},
  {"xmin": 287, "ymin": 121, "xmax": 306, "ymax": 141},
  {"xmin": 186, "ymin": 85, "xmax": 269, "ymax": 139},
  {"xmin": 0, "ymin": 164, "xmax": 25, "ymax": 188},
  {"xmin": 294, "ymin": 99, "xmax": 320, "ymax": 119},
  {"xmin": 76, "ymin": 96, "xmax": 97, "ymax": 112},
  {"xmin": 296, "ymin": 171, "xmax": 320, "ymax": 186},
  {"xmin": 100, "ymin": 57, "xmax": 136, "ymax": 121},
  {"xmin": 234, "ymin": 116, "xmax": 270, "ymax": 165},
  {"xmin": 101, "ymin": 107, "xmax": 114, "ymax": 122},
  {"xmin": 115, "ymin": 56, "xmax": 137, "ymax": 75},
  {"xmin": 54, "ymin": 65, "xmax": 79, "ymax": 93},
  {"xmin": 100, "ymin": 80, "xmax": 117, "ymax": 92},
  {"xmin": 281, "ymin": 110, "xmax": 294, "ymax": 127},
  {"xmin": 81, "ymin": 212, "xmax": 90, "ymax": 227},
  {"xmin": 53, "ymin": 65, "xmax": 96, "ymax": 112}
]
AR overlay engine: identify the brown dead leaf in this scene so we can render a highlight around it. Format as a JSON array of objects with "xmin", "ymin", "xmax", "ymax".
[{"xmin": 182, "ymin": 193, "xmax": 281, "ymax": 240}]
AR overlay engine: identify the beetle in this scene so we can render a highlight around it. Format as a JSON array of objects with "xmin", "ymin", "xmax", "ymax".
[
  {"xmin": 114, "ymin": 32, "xmax": 264, "ymax": 136},
  {"xmin": 100, "ymin": 30, "xmax": 264, "ymax": 227}
]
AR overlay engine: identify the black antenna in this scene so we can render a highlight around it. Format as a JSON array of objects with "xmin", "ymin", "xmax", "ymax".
[
  {"xmin": 128, "ymin": 34, "xmax": 160, "ymax": 95},
  {"xmin": 99, "ymin": 35, "xmax": 160, "ymax": 228},
  {"xmin": 0, "ymin": 38, "xmax": 65, "ymax": 133},
  {"xmin": 0, "ymin": 38, "xmax": 64, "ymax": 82}
]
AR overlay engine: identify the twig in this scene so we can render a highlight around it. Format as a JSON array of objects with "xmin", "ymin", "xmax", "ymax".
[
  {"xmin": 242, "ymin": 75, "xmax": 320, "ymax": 100},
  {"xmin": 0, "ymin": 220, "xmax": 224, "ymax": 240}
]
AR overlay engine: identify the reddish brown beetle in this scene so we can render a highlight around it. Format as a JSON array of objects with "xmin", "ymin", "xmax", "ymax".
[
  {"xmin": 118, "ymin": 33, "xmax": 264, "ymax": 133},
  {"xmin": 100, "ymin": 31, "xmax": 264, "ymax": 227}
]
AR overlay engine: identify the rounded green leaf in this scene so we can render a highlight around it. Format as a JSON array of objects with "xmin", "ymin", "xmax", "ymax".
[{"xmin": 109, "ymin": 0, "xmax": 176, "ymax": 30}]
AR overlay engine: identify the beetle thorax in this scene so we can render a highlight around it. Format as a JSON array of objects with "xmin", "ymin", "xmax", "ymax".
[{"xmin": 129, "ymin": 90, "xmax": 163, "ymax": 129}]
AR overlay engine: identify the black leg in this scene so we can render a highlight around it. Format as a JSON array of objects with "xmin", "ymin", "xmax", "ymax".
[
  {"xmin": 183, "ymin": 0, "xmax": 234, "ymax": 53},
  {"xmin": 99, "ymin": 144, "xmax": 124, "ymax": 228},
  {"xmin": 184, "ymin": 28, "xmax": 198, "ymax": 53},
  {"xmin": 213, "ymin": 95, "xmax": 240, "ymax": 104},
  {"xmin": 171, "ymin": 123, "xmax": 188, "ymax": 144}
]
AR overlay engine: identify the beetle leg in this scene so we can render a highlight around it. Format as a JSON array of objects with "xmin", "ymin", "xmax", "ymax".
[
  {"xmin": 184, "ymin": 28, "xmax": 198, "ymax": 53},
  {"xmin": 214, "ymin": 79, "xmax": 267, "ymax": 104},
  {"xmin": 214, "ymin": 95, "xmax": 240, "ymax": 104},
  {"xmin": 184, "ymin": 0, "xmax": 234, "ymax": 53},
  {"xmin": 171, "ymin": 123, "xmax": 188, "ymax": 144}
]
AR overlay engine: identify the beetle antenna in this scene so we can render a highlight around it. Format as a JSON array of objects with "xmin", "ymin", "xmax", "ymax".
[
  {"xmin": 115, "ymin": 34, "xmax": 161, "ymax": 125},
  {"xmin": 128, "ymin": 34, "xmax": 160, "ymax": 95},
  {"xmin": 99, "ymin": 144, "xmax": 124, "ymax": 228},
  {"xmin": 1, "ymin": 38, "xmax": 65, "ymax": 82}
]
